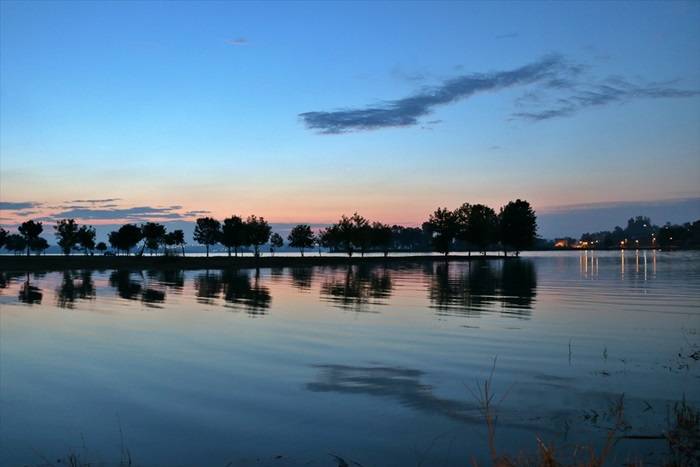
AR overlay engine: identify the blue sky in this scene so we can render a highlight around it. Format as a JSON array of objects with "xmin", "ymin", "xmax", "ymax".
[{"xmin": 1, "ymin": 1, "xmax": 699, "ymax": 237}]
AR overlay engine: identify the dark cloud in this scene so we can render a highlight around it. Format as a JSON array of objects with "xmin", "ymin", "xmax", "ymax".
[
  {"xmin": 300, "ymin": 54, "xmax": 698, "ymax": 133},
  {"xmin": 47, "ymin": 206, "xmax": 194, "ymax": 221},
  {"xmin": 299, "ymin": 54, "xmax": 578, "ymax": 133},
  {"xmin": 513, "ymin": 78, "xmax": 700, "ymax": 121},
  {"xmin": 66, "ymin": 198, "xmax": 121, "ymax": 204},
  {"xmin": 0, "ymin": 201, "xmax": 41, "ymax": 210},
  {"xmin": 184, "ymin": 210, "xmax": 211, "ymax": 216}
]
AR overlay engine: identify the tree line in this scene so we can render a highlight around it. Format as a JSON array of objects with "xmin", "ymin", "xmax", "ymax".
[{"xmin": 0, "ymin": 199, "xmax": 537, "ymax": 257}]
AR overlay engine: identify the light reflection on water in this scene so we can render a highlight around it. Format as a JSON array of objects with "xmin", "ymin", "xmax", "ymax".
[{"xmin": 0, "ymin": 251, "xmax": 699, "ymax": 466}]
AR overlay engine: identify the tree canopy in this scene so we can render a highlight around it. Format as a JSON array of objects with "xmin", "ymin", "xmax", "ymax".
[{"xmin": 288, "ymin": 224, "xmax": 315, "ymax": 256}]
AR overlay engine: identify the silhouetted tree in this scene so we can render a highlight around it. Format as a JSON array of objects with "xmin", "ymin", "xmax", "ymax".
[
  {"xmin": 5, "ymin": 234, "xmax": 27, "ymax": 255},
  {"xmin": 108, "ymin": 224, "xmax": 143, "ymax": 255},
  {"xmin": 288, "ymin": 224, "xmax": 315, "ymax": 256},
  {"xmin": 0, "ymin": 227, "xmax": 7, "ymax": 249},
  {"xmin": 54, "ymin": 219, "xmax": 79, "ymax": 256},
  {"xmin": 391, "ymin": 225, "xmax": 431, "ymax": 252},
  {"xmin": 320, "ymin": 225, "xmax": 340, "ymax": 255},
  {"xmin": 467, "ymin": 204, "xmax": 498, "ymax": 255},
  {"xmin": 221, "ymin": 215, "xmax": 246, "ymax": 257},
  {"xmin": 18, "ymin": 220, "xmax": 43, "ymax": 256},
  {"xmin": 77, "ymin": 225, "xmax": 97, "ymax": 255},
  {"xmin": 370, "ymin": 222, "xmax": 393, "ymax": 257},
  {"xmin": 454, "ymin": 203, "xmax": 473, "ymax": 255},
  {"xmin": 269, "ymin": 232, "xmax": 283, "ymax": 256},
  {"xmin": 498, "ymin": 199, "xmax": 537, "ymax": 256},
  {"xmin": 350, "ymin": 213, "xmax": 372, "ymax": 257},
  {"xmin": 245, "ymin": 215, "xmax": 271, "ymax": 257},
  {"xmin": 194, "ymin": 217, "xmax": 221, "ymax": 257},
  {"xmin": 426, "ymin": 207, "xmax": 458, "ymax": 256},
  {"xmin": 172, "ymin": 229, "xmax": 186, "ymax": 256},
  {"xmin": 30, "ymin": 237, "xmax": 49, "ymax": 255},
  {"xmin": 141, "ymin": 222, "xmax": 166, "ymax": 255},
  {"xmin": 96, "ymin": 242, "xmax": 108, "ymax": 254},
  {"xmin": 336, "ymin": 215, "xmax": 357, "ymax": 256}
]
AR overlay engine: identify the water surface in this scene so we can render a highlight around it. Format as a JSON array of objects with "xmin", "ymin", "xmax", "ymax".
[{"xmin": 1, "ymin": 251, "xmax": 698, "ymax": 466}]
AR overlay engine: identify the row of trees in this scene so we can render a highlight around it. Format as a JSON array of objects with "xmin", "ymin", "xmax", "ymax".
[
  {"xmin": 0, "ymin": 199, "xmax": 537, "ymax": 257},
  {"xmin": 420, "ymin": 199, "xmax": 537, "ymax": 256},
  {"xmin": 0, "ymin": 220, "xmax": 99, "ymax": 256},
  {"xmin": 187, "ymin": 200, "xmax": 536, "ymax": 258}
]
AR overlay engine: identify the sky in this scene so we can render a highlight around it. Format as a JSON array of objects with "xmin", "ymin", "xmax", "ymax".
[{"xmin": 1, "ymin": 0, "xmax": 699, "ymax": 239}]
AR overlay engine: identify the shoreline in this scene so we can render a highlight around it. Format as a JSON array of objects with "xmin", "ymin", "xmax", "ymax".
[{"xmin": 0, "ymin": 254, "xmax": 510, "ymax": 271}]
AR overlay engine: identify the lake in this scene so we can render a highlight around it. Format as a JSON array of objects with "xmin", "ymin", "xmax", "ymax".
[{"xmin": 1, "ymin": 251, "xmax": 698, "ymax": 466}]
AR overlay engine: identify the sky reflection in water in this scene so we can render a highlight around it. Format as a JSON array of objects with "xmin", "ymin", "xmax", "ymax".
[{"xmin": 0, "ymin": 251, "xmax": 698, "ymax": 466}]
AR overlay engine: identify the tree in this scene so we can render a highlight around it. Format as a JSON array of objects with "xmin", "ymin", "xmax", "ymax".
[
  {"xmin": 453, "ymin": 203, "xmax": 473, "ymax": 255},
  {"xmin": 5, "ymin": 234, "xmax": 26, "ymax": 255},
  {"xmin": 141, "ymin": 222, "xmax": 166, "ymax": 255},
  {"xmin": 30, "ymin": 237, "xmax": 49, "ymax": 255},
  {"xmin": 54, "ymin": 219, "xmax": 79, "ymax": 256},
  {"xmin": 194, "ymin": 217, "xmax": 221, "ymax": 257},
  {"xmin": 221, "ymin": 215, "xmax": 246, "ymax": 257},
  {"xmin": 172, "ymin": 229, "xmax": 186, "ymax": 256},
  {"xmin": 467, "ymin": 204, "xmax": 498, "ymax": 255},
  {"xmin": 335, "ymin": 215, "xmax": 357, "ymax": 256},
  {"xmin": 96, "ymin": 242, "xmax": 108, "ymax": 254},
  {"xmin": 288, "ymin": 224, "xmax": 315, "ymax": 256},
  {"xmin": 498, "ymin": 199, "xmax": 537, "ymax": 256},
  {"xmin": 108, "ymin": 224, "xmax": 143, "ymax": 256},
  {"xmin": 245, "ymin": 215, "xmax": 271, "ymax": 257},
  {"xmin": 77, "ymin": 225, "xmax": 97, "ymax": 255},
  {"xmin": 18, "ymin": 220, "xmax": 43, "ymax": 256},
  {"xmin": 370, "ymin": 222, "xmax": 393, "ymax": 257},
  {"xmin": 269, "ymin": 232, "xmax": 284, "ymax": 256},
  {"xmin": 319, "ymin": 226, "xmax": 339, "ymax": 255},
  {"xmin": 426, "ymin": 207, "xmax": 458, "ymax": 256},
  {"xmin": 350, "ymin": 213, "xmax": 371, "ymax": 256},
  {"xmin": 0, "ymin": 227, "xmax": 7, "ymax": 250}
]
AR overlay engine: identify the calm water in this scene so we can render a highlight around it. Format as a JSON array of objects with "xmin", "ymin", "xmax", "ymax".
[{"xmin": 1, "ymin": 251, "xmax": 698, "ymax": 466}]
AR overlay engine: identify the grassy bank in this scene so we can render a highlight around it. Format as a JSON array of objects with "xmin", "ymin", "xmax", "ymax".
[{"xmin": 0, "ymin": 253, "xmax": 506, "ymax": 271}]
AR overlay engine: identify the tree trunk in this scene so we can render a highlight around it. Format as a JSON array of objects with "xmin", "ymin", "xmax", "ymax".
[
  {"xmin": 228, "ymin": 247, "xmax": 231, "ymax": 257},
  {"xmin": 300, "ymin": 248, "xmax": 304, "ymax": 257},
  {"xmin": 206, "ymin": 244, "xmax": 209, "ymax": 257}
]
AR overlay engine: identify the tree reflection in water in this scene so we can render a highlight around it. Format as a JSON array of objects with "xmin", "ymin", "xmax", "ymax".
[
  {"xmin": 194, "ymin": 269, "xmax": 272, "ymax": 315},
  {"xmin": 56, "ymin": 270, "xmax": 95, "ymax": 309},
  {"xmin": 18, "ymin": 273, "xmax": 42, "ymax": 305},
  {"xmin": 319, "ymin": 265, "xmax": 393, "ymax": 311},
  {"xmin": 5, "ymin": 260, "xmax": 536, "ymax": 319},
  {"xmin": 289, "ymin": 267, "xmax": 313, "ymax": 291},
  {"xmin": 109, "ymin": 270, "xmax": 142, "ymax": 301},
  {"xmin": 428, "ymin": 259, "xmax": 536, "ymax": 317}
]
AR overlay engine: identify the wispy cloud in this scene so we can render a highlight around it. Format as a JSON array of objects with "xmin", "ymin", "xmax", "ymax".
[
  {"xmin": 300, "ymin": 54, "xmax": 577, "ymax": 134},
  {"xmin": 66, "ymin": 198, "xmax": 121, "ymax": 204},
  {"xmin": 225, "ymin": 37, "xmax": 248, "ymax": 46},
  {"xmin": 0, "ymin": 201, "xmax": 41, "ymax": 210},
  {"xmin": 513, "ymin": 77, "xmax": 700, "ymax": 121},
  {"xmin": 300, "ymin": 54, "xmax": 699, "ymax": 134},
  {"xmin": 47, "ymin": 206, "xmax": 197, "ymax": 221},
  {"xmin": 496, "ymin": 32, "xmax": 519, "ymax": 39}
]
